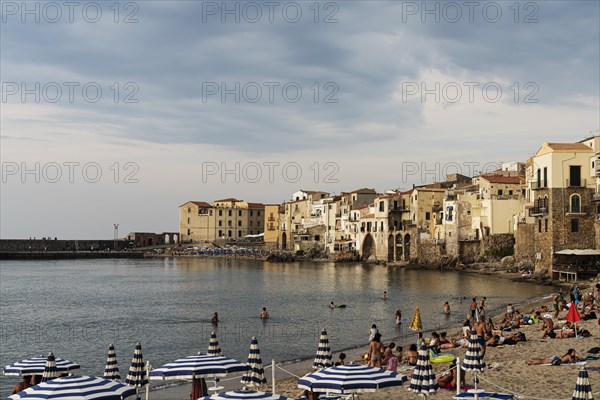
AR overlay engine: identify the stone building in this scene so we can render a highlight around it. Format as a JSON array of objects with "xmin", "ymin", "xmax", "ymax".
[
  {"xmin": 520, "ymin": 140, "xmax": 598, "ymax": 276},
  {"xmin": 179, "ymin": 198, "xmax": 264, "ymax": 243}
]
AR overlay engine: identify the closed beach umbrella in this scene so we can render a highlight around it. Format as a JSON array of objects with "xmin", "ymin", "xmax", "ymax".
[
  {"xmin": 201, "ymin": 390, "xmax": 293, "ymax": 399},
  {"xmin": 8, "ymin": 375, "xmax": 136, "ymax": 400},
  {"xmin": 462, "ymin": 329, "xmax": 486, "ymax": 390},
  {"xmin": 241, "ymin": 337, "xmax": 267, "ymax": 388},
  {"xmin": 125, "ymin": 342, "xmax": 148, "ymax": 389},
  {"xmin": 298, "ymin": 364, "xmax": 407, "ymax": 396},
  {"xmin": 312, "ymin": 329, "xmax": 333, "ymax": 370},
  {"xmin": 572, "ymin": 367, "xmax": 595, "ymax": 400},
  {"xmin": 208, "ymin": 332, "xmax": 223, "ymax": 357},
  {"xmin": 408, "ymin": 345, "xmax": 438, "ymax": 396},
  {"xmin": 410, "ymin": 307, "xmax": 422, "ymax": 332},
  {"xmin": 41, "ymin": 352, "xmax": 60, "ymax": 382},
  {"xmin": 4, "ymin": 356, "xmax": 79, "ymax": 377},
  {"xmin": 104, "ymin": 344, "xmax": 121, "ymax": 380}
]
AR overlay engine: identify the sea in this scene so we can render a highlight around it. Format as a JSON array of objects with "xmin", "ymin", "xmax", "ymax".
[{"xmin": 0, "ymin": 257, "xmax": 555, "ymax": 395}]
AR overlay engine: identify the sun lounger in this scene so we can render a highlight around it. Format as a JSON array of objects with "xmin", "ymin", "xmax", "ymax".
[{"xmin": 453, "ymin": 392, "xmax": 514, "ymax": 399}]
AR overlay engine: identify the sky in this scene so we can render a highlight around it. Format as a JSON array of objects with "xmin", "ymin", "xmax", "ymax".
[{"xmin": 1, "ymin": 0, "xmax": 599, "ymax": 239}]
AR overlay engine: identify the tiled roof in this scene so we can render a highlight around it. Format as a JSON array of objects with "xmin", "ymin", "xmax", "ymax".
[
  {"xmin": 479, "ymin": 175, "xmax": 524, "ymax": 184},
  {"xmin": 181, "ymin": 201, "xmax": 212, "ymax": 208},
  {"xmin": 214, "ymin": 198, "xmax": 241, "ymax": 202},
  {"xmin": 247, "ymin": 202, "xmax": 265, "ymax": 209},
  {"xmin": 351, "ymin": 188, "xmax": 377, "ymax": 194},
  {"xmin": 546, "ymin": 143, "xmax": 592, "ymax": 151}
]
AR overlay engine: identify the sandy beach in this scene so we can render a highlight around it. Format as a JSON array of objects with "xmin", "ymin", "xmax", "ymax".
[{"xmin": 150, "ymin": 283, "xmax": 600, "ymax": 400}]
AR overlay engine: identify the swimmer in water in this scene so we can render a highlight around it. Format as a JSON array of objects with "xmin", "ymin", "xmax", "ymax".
[{"xmin": 260, "ymin": 307, "xmax": 269, "ymax": 318}]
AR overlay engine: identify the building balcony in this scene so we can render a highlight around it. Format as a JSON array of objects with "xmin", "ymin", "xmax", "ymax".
[
  {"xmin": 530, "ymin": 181, "xmax": 545, "ymax": 190},
  {"xmin": 529, "ymin": 207, "xmax": 548, "ymax": 217},
  {"xmin": 268, "ymin": 216, "xmax": 276, "ymax": 221},
  {"xmin": 402, "ymin": 219, "xmax": 416, "ymax": 227},
  {"xmin": 592, "ymin": 193, "xmax": 600, "ymax": 202},
  {"xmin": 566, "ymin": 178, "xmax": 587, "ymax": 188},
  {"xmin": 565, "ymin": 206, "xmax": 588, "ymax": 216}
]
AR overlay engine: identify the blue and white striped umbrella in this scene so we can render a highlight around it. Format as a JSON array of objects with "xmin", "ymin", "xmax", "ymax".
[
  {"xmin": 150, "ymin": 355, "xmax": 248, "ymax": 380},
  {"xmin": 104, "ymin": 344, "xmax": 121, "ymax": 380},
  {"xmin": 572, "ymin": 368, "xmax": 595, "ymax": 400},
  {"xmin": 201, "ymin": 390, "xmax": 293, "ymax": 399},
  {"xmin": 461, "ymin": 329, "xmax": 486, "ymax": 374},
  {"xmin": 41, "ymin": 352, "xmax": 60, "ymax": 382},
  {"xmin": 208, "ymin": 332, "xmax": 223, "ymax": 357},
  {"xmin": 298, "ymin": 364, "xmax": 407, "ymax": 394},
  {"xmin": 241, "ymin": 337, "xmax": 267, "ymax": 388},
  {"xmin": 4, "ymin": 356, "xmax": 80, "ymax": 376},
  {"xmin": 125, "ymin": 342, "xmax": 148, "ymax": 388},
  {"xmin": 8, "ymin": 375, "xmax": 136, "ymax": 400},
  {"xmin": 312, "ymin": 328, "xmax": 332, "ymax": 370},
  {"xmin": 408, "ymin": 344, "xmax": 438, "ymax": 395}
]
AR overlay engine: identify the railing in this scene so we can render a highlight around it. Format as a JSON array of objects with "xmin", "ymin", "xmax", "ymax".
[
  {"xmin": 268, "ymin": 216, "xmax": 275, "ymax": 221},
  {"xmin": 529, "ymin": 207, "xmax": 548, "ymax": 216},
  {"xmin": 593, "ymin": 193, "xmax": 600, "ymax": 201},
  {"xmin": 566, "ymin": 178, "xmax": 586, "ymax": 188},
  {"xmin": 530, "ymin": 181, "xmax": 543, "ymax": 190},
  {"xmin": 565, "ymin": 205, "xmax": 588, "ymax": 215},
  {"xmin": 402, "ymin": 219, "xmax": 415, "ymax": 226}
]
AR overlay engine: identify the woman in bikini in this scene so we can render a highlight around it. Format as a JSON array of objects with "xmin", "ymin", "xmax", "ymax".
[
  {"xmin": 369, "ymin": 333, "xmax": 384, "ymax": 368},
  {"xmin": 527, "ymin": 348, "xmax": 580, "ymax": 365}
]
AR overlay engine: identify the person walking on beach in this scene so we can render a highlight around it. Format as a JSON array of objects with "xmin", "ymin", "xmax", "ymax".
[
  {"xmin": 368, "ymin": 333, "xmax": 384, "ymax": 368},
  {"xmin": 369, "ymin": 324, "xmax": 379, "ymax": 341},
  {"xmin": 469, "ymin": 297, "xmax": 478, "ymax": 320},
  {"xmin": 444, "ymin": 302, "xmax": 450, "ymax": 315},
  {"xmin": 395, "ymin": 309, "xmax": 402, "ymax": 325},
  {"xmin": 260, "ymin": 307, "xmax": 269, "ymax": 319},
  {"xmin": 552, "ymin": 293, "xmax": 560, "ymax": 318}
]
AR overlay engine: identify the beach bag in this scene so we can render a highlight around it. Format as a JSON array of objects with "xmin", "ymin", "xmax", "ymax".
[{"xmin": 588, "ymin": 347, "xmax": 600, "ymax": 354}]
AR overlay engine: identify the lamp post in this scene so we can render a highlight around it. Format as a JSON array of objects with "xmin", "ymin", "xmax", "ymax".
[{"xmin": 113, "ymin": 224, "xmax": 119, "ymax": 251}]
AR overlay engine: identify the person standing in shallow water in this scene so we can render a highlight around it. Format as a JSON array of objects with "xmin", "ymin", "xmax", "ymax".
[
  {"xmin": 383, "ymin": 290, "xmax": 388, "ymax": 300},
  {"xmin": 260, "ymin": 307, "xmax": 269, "ymax": 318},
  {"xmin": 395, "ymin": 309, "xmax": 402, "ymax": 325},
  {"xmin": 444, "ymin": 302, "xmax": 451, "ymax": 315}
]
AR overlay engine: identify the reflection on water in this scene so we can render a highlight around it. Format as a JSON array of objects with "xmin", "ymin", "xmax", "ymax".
[{"xmin": 0, "ymin": 258, "xmax": 554, "ymax": 394}]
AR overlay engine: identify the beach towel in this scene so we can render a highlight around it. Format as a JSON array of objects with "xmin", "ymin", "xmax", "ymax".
[
  {"xmin": 540, "ymin": 361, "xmax": 587, "ymax": 366},
  {"xmin": 454, "ymin": 392, "xmax": 514, "ymax": 399}
]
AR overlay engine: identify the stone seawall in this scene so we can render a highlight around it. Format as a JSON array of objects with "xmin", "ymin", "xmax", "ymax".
[
  {"xmin": 0, "ymin": 251, "xmax": 143, "ymax": 260},
  {"xmin": 0, "ymin": 239, "xmax": 129, "ymax": 252}
]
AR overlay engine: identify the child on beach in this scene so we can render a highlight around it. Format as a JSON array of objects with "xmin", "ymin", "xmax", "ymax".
[{"xmin": 406, "ymin": 344, "xmax": 418, "ymax": 366}]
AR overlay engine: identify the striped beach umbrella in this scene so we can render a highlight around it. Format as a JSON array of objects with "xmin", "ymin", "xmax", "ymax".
[
  {"xmin": 410, "ymin": 307, "xmax": 423, "ymax": 332},
  {"xmin": 150, "ymin": 355, "xmax": 248, "ymax": 380},
  {"xmin": 8, "ymin": 375, "xmax": 136, "ymax": 400},
  {"xmin": 125, "ymin": 342, "xmax": 148, "ymax": 388},
  {"xmin": 298, "ymin": 364, "xmax": 407, "ymax": 395},
  {"xmin": 408, "ymin": 344, "xmax": 438, "ymax": 395},
  {"xmin": 201, "ymin": 390, "xmax": 293, "ymax": 399},
  {"xmin": 41, "ymin": 352, "xmax": 60, "ymax": 382},
  {"xmin": 241, "ymin": 337, "xmax": 267, "ymax": 388},
  {"xmin": 208, "ymin": 331, "xmax": 223, "ymax": 357},
  {"xmin": 312, "ymin": 328, "xmax": 333, "ymax": 370},
  {"xmin": 4, "ymin": 356, "xmax": 80, "ymax": 376},
  {"xmin": 104, "ymin": 344, "xmax": 121, "ymax": 380},
  {"xmin": 462, "ymin": 329, "xmax": 486, "ymax": 373},
  {"xmin": 572, "ymin": 368, "xmax": 595, "ymax": 400}
]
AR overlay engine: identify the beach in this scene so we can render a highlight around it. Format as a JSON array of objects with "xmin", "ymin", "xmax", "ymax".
[{"xmin": 150, "ymin": 285, "xmax": 600, "ymax": 400}]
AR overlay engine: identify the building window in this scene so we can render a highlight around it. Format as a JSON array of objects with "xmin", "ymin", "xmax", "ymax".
[
  {"xmin": 228, "ymin": 210, "xmax": 232, "ymax": 217},
  {"xmin": 543, "ymin": 167, "xmax": 548, "ymax": 187},
  {"xmin": 238, "ymin": 210, "xmax": 242, "ymax": 217},
  {"xmin": 250, "ymin": 221, "xmax": 253, "ymax": 226},
  {"xmin": 380, "ymin": 221, "xmax": 384, "ymax": 230},
  {"xmin": 570, "ymin": 194, "xmax": 581, "ymax": 213},
  {"xmin": 238, "ymin": 230, "xmax": 241, "ymax": 237},
  {"xmin": 425, "ymin": 212, "xmax": 431, "ymax": 220},
  {"xmin": 238, "ymin": 220, "xmax": 242, "ymax": 227},
  {"xmin": 315, "ymin": 235, "xmax": 321, "ymax": 241},
  {"xmin": 218, "ymin": 230, "xmax": 222, "ymax": 237},
  {"xmin": 379, "ymin": 201, "xmax": 384, "ymax": 212},
  {"xmin": 569, "ymin": 166, "xmax": 581, "ymax": 187},
  {"xmin": 228, "ymin": 230, "xmax": 232, "ymax": 237},
  {"xmin": 571, "ymin": 219, "xmax": 579, "ymax": 232},
  {"xmin": 187, "ymin": 217, "xmax": 190, "ymax": 224},
  {"xmin": 209, "ymin": 210, "xmax": 213, "ymax": 216},
  {"xmin": 498, "ymin": 189, "xmax": 503, "ymax": 196},
  {"xmin": 544, "ymin": 219, "xmax": 548, "ymax": 232},
  {"xmin": 257, "ymin": 211, "xmax": 261, "ymax": 216},
  {"xmin": 509, "ymin": 190, "xmax": 513, "ymax": 196},
  {"xmin": 219, "ymin": 210, "xmax": 222, "ymax": 216},
  {"xmin": 218, "ymin": 220, "xmax": 222, "ymax": 227},
  {"xmin": 537, "ymin": 168, "xmax": 541, "ymax": 186},
  {"xmin": 538, "ymin": 219, "xmax": 542, "ymax": 233},
  {"xmin": 187, "ymin": 229, "xmax": 190, "ymax": 235}
]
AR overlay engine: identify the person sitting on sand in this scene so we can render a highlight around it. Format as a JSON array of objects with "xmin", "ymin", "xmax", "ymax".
[
  {"xmin": 395, "ymin": 345, "xmax": 403, "ymax": 363},
  {"xmin": 428, "ymin": 332, "xmax": 441, "ymax": 355},
  {"xmin": 527, "ymin": 349, "xmax": 580, "ymax": 365},
  {"xmin": 335, "ymin": 353, "xmax": 346, "ymax": 366},
  {"xmin": 406, "ymin": 344, "xmax": 418, "ymax": 366},
  {"xmin": 295, "ymin": 389, "xmax": 317, "ymax": 400},
  {"xmin": 557, "ymin": 322, "xmax": 576, "ymax": 339},
  {"xmin": 383, "ymin": 342, "xmax": 396, "ymax": 365},
  {"xmin": 386, "ymin": 350, "xmax": 399, "ymax": 372},
  {"xmin": 486, "ymin": 333, "xmax": 523, "ymax": 347},
  {"xmin": 437, "ymin": 360, "xmax": 466, "ymax": 390},
  {"xmin": 260, "ymin": 307, "xmax": 269, "ymax": 318},
  {"xmin": 541, "ymin": 315, "xmax": 555, "ymax": 339},
  {"xmin": 11, "ymin": 375, "xmax": 32, "ymax": 395},
  {"xmin": 369, "ymin": 333, "xmax": 384, "ymax": 368}
]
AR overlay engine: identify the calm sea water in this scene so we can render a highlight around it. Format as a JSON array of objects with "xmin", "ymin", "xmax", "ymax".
[{"xmin": 0, "ymin": 258, "xmax": 554, "ymax": 394}]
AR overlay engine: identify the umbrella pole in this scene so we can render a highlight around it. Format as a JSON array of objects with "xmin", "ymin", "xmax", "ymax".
[
  {"xmin": 145, "ymin": 361, "xmax": 151, "ymax": 400},
  {"xmin": 456, "ymin": 356, "xmax": 461, "ymax": 396},
  {"xmin": 271, "ymin": 359, "xmax": 276, "ymax": 394}
]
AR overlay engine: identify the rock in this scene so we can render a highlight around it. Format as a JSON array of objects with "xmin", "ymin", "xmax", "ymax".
[{"xmin": 501, "ymin": 256, "xmax": 516, "ymax": 267}]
